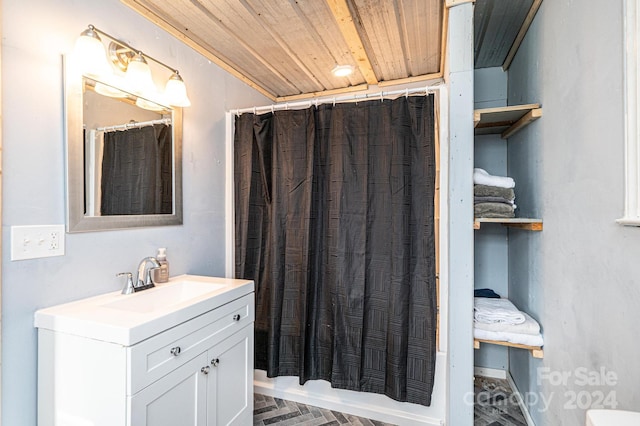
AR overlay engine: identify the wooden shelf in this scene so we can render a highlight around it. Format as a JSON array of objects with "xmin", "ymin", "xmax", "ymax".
[
  {"xmin": 474, "ymin": 339, "xmax": 544, "ymax": 359},
  {"xmin": 474, "ymin": 104, "xmax": 542, "ymax": 139},
  {"xmin": 474, "ymin": 218, "xmax": 543, "ymax": 231}
]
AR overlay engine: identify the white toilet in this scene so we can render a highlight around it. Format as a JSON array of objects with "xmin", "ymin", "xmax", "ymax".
[{"xmin": 586, "ymin": 409, "xmax": 640, "ymax": 426}]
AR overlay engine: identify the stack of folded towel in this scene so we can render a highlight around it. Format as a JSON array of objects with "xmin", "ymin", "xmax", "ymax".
[
  {"xmin": 473, "ymin": 168, "xmax": 516, "ymax": 218},
  {"xmin": 474, "ymin": 297, "xmax": 544, "ymax": 347}
]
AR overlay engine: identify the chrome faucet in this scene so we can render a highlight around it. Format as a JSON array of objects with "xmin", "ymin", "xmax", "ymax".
[
  {"xmin": 116, "ymin": 257, "xmax": 161, "ymax": 294},
  {"xmin": 137, "ymin": 256, "xmax": 161, "ymax": 290},
  {"xmin": 117, "ymin": 272, "xmax": 135, "ymax": 294}
]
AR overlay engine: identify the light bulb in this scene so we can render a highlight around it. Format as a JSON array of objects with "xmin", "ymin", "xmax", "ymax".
[
  {"xmin": 331, "ymin": 64, "xmax": 354, "ymax": 77},
  {"xmin": 125, "ymin": 52, "xmax": 157, "ymax": 96},
  {"xmin": 164, "ymin": 71, "xmax": 191, "ymax": 107},
  {"xmin": 74, "ymin": 25, "xmax": 113, "ymax": 78}
]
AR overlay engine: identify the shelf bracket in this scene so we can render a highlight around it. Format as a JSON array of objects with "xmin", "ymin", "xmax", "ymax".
[
  {"xmin": 501, "ymin": 108, "xmax": 542, "ymax": 139},
  {"xmin": 502, "ymin": 222, "xmax": 543, "ymax": 231}
]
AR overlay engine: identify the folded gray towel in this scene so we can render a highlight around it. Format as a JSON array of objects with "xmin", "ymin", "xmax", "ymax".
[
  {"xmin": 474, "ymin": 196, "xmax": 515, "ymax": 206},
  {"xmin": 474, "ymin": 184, "xmax": 515, "ymax": 200},
  {"xmin": 474, "ymin": 202, "xmax": 515, "ymax": 218}
]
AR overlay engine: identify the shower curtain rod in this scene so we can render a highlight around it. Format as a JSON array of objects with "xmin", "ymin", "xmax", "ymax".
[
  {"xmin": 230, "ymin": 83, "xmax": 444, "ymax": 116},
  {"xmin": 96, "ymin": 118, "xmax": 172, "ymax": 133}
]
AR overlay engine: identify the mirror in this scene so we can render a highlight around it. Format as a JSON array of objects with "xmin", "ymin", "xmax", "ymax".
[{"xmin": 65, "ymin": 58, "xmax": 183, "ymax": 232}]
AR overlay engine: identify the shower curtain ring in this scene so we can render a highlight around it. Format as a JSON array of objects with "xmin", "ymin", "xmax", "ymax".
[{"xmin": 253, "ymin": 107, "xmax": 257, "ymax": 115}]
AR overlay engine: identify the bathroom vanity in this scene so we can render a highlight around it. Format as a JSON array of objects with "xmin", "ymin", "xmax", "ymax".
[{"xmin": 35, "ymin": 275, "xmax": 254, "ymax": 426}]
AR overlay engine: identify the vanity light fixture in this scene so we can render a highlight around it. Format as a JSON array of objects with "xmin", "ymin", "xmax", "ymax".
[
  {"xmin": 164, "ymin": 71, "xmax": 191, "ymax": 107},
  {"xmin": 74, "ymin": 24, "xmax": 191, "ymax": 108},
  {"xmin": 93, "ymin": 81, "xmax": 127, "ymax": 98},
  {"xmin": 331, "ymin": 64, "xmax": 354, "ymax": 77},
  {"xmin": 135, "ymin": 97, "xmax": 167, "ymax": 112},
  {"xmin": 74, "ymin": 25, "xmax": 112, "ymax": 78},
  {"xmin": 124, "ymin": 52, "xmax": 156, "ymax": 96}
]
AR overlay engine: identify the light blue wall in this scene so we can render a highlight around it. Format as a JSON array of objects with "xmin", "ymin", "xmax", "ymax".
[
  {"xmin": 507, "ymin": 1, "xmax": 640, "ymax": 425},
  {"xmin": 474, "ymin": 67, "xmax": 507, "ymax": 109},
  {"xmin": 1, "ymin": 1, "xmax": 269, "ymax": 425}
]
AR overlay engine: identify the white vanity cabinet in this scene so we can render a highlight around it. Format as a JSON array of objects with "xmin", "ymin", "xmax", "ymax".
[
  {"xmin": 35, "ymin": 275, "xmax": 254, "ymax": 426},
  {"xmin": 130, "ymin": 352, "xmax": 209, "ymax": 425},
  {"xmin": 130, "ymin": 324, "xmax": 253, "ymax": 426}
]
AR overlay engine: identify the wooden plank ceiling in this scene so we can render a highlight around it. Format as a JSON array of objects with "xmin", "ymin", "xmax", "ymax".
[{"xmin": 121, "ymin": 0, "xmax": 445, "ymax": 101}]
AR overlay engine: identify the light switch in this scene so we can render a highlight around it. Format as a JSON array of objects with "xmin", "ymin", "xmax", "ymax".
[{"xmin": 11, "ymin": 225, "xmax": 65, "ymax": 261}]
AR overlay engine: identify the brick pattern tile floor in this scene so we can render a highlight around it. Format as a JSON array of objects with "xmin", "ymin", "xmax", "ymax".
[
  {"xmin": 254, "ymin": 376, "xmax": 528, "ymax": 426},
  {"xmin": 253, "ymin": 394, "xmax": 396, "ymax": 426}
]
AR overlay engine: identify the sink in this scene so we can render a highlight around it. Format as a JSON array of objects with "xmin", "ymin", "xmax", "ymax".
[
  {"xmin": 102, "ymin": 280, "xmax": 227, "ymax": 314},
  {"xmin": 34, "ymin": 274, "xmax": 254, "ymax": 346}
]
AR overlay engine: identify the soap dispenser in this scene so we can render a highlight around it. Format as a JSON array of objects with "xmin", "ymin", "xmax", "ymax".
[{"xmin": 153, "ymin": 248, "xmax": 169, "ymax": 283}]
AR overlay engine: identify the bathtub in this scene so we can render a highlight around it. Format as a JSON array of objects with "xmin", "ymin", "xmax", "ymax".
[{"xmin": 254, "ymin": 351, "xmax": 446, "ymax": 425}]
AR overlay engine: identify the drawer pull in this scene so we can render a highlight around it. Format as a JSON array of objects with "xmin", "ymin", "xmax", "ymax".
[
  {"xmin": 211, "ymin": 358, "xmax": 220, "ymax": 367},
  {"xmin": 201, "ymin": 366, "xmax": 210, "ymax": 375},
  {"xmin": 233, "ymin": 314, "xmax": 241, "ymax": 321},
  {"xmin": 170, "ymin": 346, "xmax": 182, "ymax": 356}
]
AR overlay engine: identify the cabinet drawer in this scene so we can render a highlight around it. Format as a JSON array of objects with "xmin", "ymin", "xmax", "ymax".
[{"xmin": 128, "ymin": 293, "xmax": 254, "ymax": 395}]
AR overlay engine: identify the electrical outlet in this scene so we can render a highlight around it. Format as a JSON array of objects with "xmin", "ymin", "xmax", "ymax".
[
  {"xmin": 11, "ymin": 225, "xmax": 65, "ymax": 261},
  {"xmin": 50, "ymin": 231, "xmax": 59, "ymax": 250}
]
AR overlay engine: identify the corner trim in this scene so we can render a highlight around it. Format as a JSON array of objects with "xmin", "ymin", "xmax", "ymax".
[
  {"xmin": 225, "ymin": 112, "xmax": 235, "ymax": 278},
  {"xmin": 620, "ymin": 0, "xmax": 640, "ymax": 226}
]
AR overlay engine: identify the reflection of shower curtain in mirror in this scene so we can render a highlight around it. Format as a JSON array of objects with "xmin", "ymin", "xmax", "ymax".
[{"xmin": 100, "ymin": 124, "xmax": 172, "ymax": 215}]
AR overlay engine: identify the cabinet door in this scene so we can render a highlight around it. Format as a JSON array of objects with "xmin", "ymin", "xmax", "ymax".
[
  {"xmin": 130, "ymin": 352, "xmax": 208, "ymax": 426},
  {"xmin": 207, "ymin": 324, "xmax": 254, "ymax": 426}
]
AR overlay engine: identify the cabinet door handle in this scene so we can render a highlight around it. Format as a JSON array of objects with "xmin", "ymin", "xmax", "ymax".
[
  {"xmin": 211, "ymin": 358, "xmax": 220, "ymax": 367},
  {"xmin": 201, "ymin": 366, "xmax": 210, "ymax": 375},
  {"xmin": 170, "ymin": 346, "xmax": 181, "ymax": 356},
  {"xmin": 233, "ymin": 314, "xmax": 241, "ymax": 321}
]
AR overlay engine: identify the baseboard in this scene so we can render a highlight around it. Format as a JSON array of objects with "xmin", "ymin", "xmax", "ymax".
[
  {"xmin": 474, "ymin": 366, "xmax": 507, "ymax": 379},
  {"xmin": 254, "ymin": 368, "xmax": 445, "ymax": 426},
  {"xmin": 507, "ymin": 372, "xmax": 536, "ymax": 426}
]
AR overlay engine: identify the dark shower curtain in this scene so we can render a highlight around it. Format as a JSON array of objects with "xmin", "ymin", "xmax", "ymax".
[
  {"xmin": 234, "ymin": 95, "xmax": 437, "ymax": 406},
  {"xmin": 101, "ymin": 124, "xmax": 173, "ymax": 215}
]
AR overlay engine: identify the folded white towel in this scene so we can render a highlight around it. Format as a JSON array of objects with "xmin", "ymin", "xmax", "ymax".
[
  {"xmin": 474, "ymin": 311, "xmax": 540, "ymax": 335},
  {"xmin": 473, "ymin": 168, "xmax": 515, "ymax": 189},
  {"xmin": 474, "ymin": 328, "xmax": 544, "ymax": 347},
  {"xmin": 474, "ymin": 297, "xmax": 526, "ymax": 325}
]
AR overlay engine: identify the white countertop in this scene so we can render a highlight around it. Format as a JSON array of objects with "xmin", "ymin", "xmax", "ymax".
[{"xmin": 34, "ymin": 274, "xmax": 254, "ymax": 346}]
